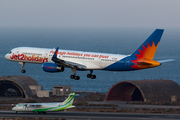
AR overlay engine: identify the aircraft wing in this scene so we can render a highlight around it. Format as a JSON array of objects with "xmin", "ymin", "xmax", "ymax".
[
  {"xmin": 30, "ymin": 105, "xmax": 43, "ymax": 108},
  {"xmin": 51, "ymin": 47, "xmax": 87, "ymax": 69},
  {"xmin": 27, "ymin": 103, "xmax": 43, "ymax": 107},
  {"xmin": 65, "ymin": 61, "xmax": 87, "ymax": 69}
]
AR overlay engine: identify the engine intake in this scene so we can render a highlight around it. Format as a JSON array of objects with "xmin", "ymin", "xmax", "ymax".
[{"xmin": 42, "ymin": 63, "xmax": 64, "ymax": 72}]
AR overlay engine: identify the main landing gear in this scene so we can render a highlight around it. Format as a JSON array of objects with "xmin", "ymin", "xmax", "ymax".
[
  {"xmin": 70, "ymin": 69, "xmax": 96, "ymax": 80},
  {"xmin": 70, "ymin": 68, "xmax": 80, "ymax": 80},
  {"xmin": 19, "ymin": 62, "xmax": 26, "ymax": 73},
  {"xmin": 36, "ymin": 111, "xmax": 46, "ymax": 114},
  {"xmin": 87, "ymin": 70, "xmax": 96, "ymax": 79}
]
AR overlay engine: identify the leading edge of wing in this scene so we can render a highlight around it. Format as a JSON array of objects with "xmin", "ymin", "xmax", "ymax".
[{"xmin": 52, "ymin": 47, "xmax": 87, "ymax": 69}]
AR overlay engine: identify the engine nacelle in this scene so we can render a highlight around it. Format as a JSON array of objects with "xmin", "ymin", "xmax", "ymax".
[{"xmin": 42, "ymin": 63, "xmax": 64, "ymax": 73}]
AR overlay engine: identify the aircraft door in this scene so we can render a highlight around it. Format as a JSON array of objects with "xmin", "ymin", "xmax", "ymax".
[{"xmin": 44, "ymin": 51, "xmax": 49, "ymax": 59}]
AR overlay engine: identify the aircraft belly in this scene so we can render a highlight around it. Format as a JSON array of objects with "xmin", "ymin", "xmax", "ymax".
[
  {"xmin": 64, "ymin": 59, "xmax": 86, "ymax": 67},
  {"xmin": 85, "ymin": 64, "xmax": 101, "ymax": 69},
  {"xmin": 103, "ymin": 60, "xmax": 135, "ymax": 71},
  {"xmin": 83, "ymin": 60, "xmax": 102, "ymax": 69},
  {"xmin": 16, "ymin": 107, "xmax": 33, "ymax": 112}
]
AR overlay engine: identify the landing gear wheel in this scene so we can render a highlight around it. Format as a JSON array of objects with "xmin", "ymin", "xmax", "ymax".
[
  {"xmin": 19, "ymin": 62, "xmax": 26, "ymax": 73},
  {"xmin": 70, "ymin": 75, "xmax": 75, "ymax": 79},
  {"xmin": 92, "ymin": 75, "xmax": 96, "ymax": 79},
  {"xmin": 21, "ymin": 70, "xmax": 26, "ymax": 73},
  {"xmin": 91, "ymin": 75, "xmax": 96, "ymax": 79},
  {"xmin": 70, "ymin": 75, "xmax": 80, "ymax": 80},
  {"xmin": 87, "ymin": 74, "xmax": 91, "ymax": 78},
  {"xmin": 75, "ymin": 76, "xmax": 80, "ymax": 80},
  {"xmin": 70, "ymin": 68, "xmax": 80, "ymax": 80},
  {"xmin": 43, "ymin": 112, "xmax": 46, "ymax": 114},
  {"xmin": 87, "ymin": 70, "xmax": 96, "ymax": 79}
]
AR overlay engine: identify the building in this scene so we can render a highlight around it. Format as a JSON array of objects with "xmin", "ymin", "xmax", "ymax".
[
  {"xmin": 53, "ymin": 85, "xmax": 71, "ymax": 96},
  {"xmin": 0, "ymin": 76, "xmax": 40, "ymax": 98},
  {"xmin": 0, "ymin": 76, "xmax": 72, "ymax": 98},
  {"xmin": 105, "ymin": 80, "xmax": 180, "ymax": 102},
  {"xmin": 37, "ymin": 90, "xmax": 50, "ymax": 97},
  {"xmin": 29, "ymin": 85, "xmax": 43, "ymax": 96}
]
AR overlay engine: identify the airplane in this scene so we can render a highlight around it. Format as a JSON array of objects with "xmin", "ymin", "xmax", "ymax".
[
  {"xmin": 5, "ymin": 29, "xmax": 174, "ymax": 80},
  {"xmin": 12, "ymin": 93, "xmax": 75, "ymax": 114}
]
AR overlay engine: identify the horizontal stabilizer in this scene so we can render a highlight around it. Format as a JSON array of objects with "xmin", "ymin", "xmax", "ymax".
[{"xmin": 158, "ymin": 59, "xmax": 175, "ymax": 63}]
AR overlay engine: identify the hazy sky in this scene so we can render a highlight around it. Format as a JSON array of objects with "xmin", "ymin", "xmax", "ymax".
[{"xmin": 0, "ymin": 0, "xmax": 180, "ymax": 28}]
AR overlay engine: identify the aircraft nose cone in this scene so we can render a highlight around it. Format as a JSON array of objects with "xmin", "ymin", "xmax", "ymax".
[
  {"xmin": 12, "ymin": 107, "xmax": 17, "ymax": 111},
  {"xmin": 5, "ymin": 54, "xmax": 9, "ymax": 60}
]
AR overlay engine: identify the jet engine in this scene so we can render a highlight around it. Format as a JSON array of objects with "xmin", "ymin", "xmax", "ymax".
[{"xmin": 42, "ymin": 63, "xmax": 64, "ymax": 72}]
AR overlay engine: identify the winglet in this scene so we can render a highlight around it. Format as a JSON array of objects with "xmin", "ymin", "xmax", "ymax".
[
  {"xmin": 53, "ymin": 47, "xmax": 59, "ymax": 58},
  {"xmin": 52, "ymin": 47, "xmax": 59, "ymax": 63}
]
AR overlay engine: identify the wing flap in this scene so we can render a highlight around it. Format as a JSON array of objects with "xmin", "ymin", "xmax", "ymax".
[{"xmin": 65, "ymin": 61, "xmax": 87, "ymax": 69}]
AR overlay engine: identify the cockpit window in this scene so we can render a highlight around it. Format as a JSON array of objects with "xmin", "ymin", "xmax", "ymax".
[{"xmin": 9, "ymin": 51, "xmax": 12, "ymax": 54}]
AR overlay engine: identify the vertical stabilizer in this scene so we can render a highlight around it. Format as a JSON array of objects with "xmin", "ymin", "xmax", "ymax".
[
  {"xmin": 131, "ymin": 29, "xmax": 164, "ymax": 60},
  {"xmin": 62, "ymin": 93, "xmax": 75, "ymax": 106},
  {"xmin": 48, "ymin": 93, "xmax": 75, "ymax": 112}
]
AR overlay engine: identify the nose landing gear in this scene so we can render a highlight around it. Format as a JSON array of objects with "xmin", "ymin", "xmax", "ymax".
[
  {"xmin": 21, "ymin": 70, "xmax": 26, "ymax": 73},
  {"xmin": 19, "ymin": 62, "xmax": 26, "ymax": 73}
]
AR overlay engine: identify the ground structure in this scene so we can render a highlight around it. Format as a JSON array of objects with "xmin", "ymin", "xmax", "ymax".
[
  {"xmin": 106, "ymin": 79, "xmax": 180, "ymax": 102},
  {"xmin": 0, "ymin": 76, "xmax": 39, "ymax": 98}
]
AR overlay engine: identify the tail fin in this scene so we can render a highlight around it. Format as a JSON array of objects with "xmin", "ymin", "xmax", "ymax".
[
  {"xmin": 50, "ymin": 93, "xmax": 75, "ymax": 112},
  {"xmin": 131, "ymin": 29, "xmax": 164, "ymax": 60},
  {"xmin": 62, "ymin": 93, "xmax": 75, "ymax": 106}
]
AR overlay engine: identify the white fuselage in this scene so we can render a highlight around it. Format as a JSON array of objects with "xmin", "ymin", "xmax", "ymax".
[
  {"xmin": 12, "ymin": 103, "xmax": 59, "ymax": 112},
  {"xmin": 4, "ymin": 29, "xmax": 166, "ymax": 80},
  {"xmin": 5, "ymin": 47, "xmax": 127, "ymax": 70},
  {"xmin": 12, "ymin": 93, "xmax": 76, "ymax": 113}
]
